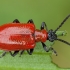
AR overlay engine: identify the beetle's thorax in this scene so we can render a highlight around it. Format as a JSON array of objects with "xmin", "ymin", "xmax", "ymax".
[{"xmin": 35, "ymin": 29, "xmax": 48, "ymax": 42}]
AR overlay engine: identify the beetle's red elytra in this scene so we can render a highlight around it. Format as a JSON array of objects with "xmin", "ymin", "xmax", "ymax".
[
  {"xmin": 0, "ymin": 15, "xmax": 70, "ymax": 58},
  {"xmin": 0, "ymin": 23, "xmax": 35, "ymax": 50}
]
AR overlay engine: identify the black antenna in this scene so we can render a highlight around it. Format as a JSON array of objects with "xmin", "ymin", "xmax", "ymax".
[
  {"xmin": 56, "ymin": 38, "xmax": 70, "ymax": 45},
  {"xmin": 54, "ymin": 14, "xmax": 70, "ymax": 33}
]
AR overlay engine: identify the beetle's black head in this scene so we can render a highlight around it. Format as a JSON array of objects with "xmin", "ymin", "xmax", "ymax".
[
  {"xmin": 41, "ymin": 14, "xmax": 70, "ymax": 45},
  {"xmin": 48, "ymin": 29, "xmax": 57, "ymax": 42}
]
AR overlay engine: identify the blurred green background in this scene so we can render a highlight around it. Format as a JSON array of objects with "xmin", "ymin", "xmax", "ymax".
[{"xmin": 0, "ymin": 0, "xmax": 70, "ymax": 70}]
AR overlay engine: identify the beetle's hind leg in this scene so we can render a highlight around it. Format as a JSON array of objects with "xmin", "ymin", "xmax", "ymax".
[
  {"xmin": 9, "ymin": 50, "xmax": 25, "ymax": 57},
  {"xmin": 13, "ymin": 19, "xmax": 20, "ymax": 23},
  {"xmin": 9, "ymin": 49, "xmax": 34, "ymax": 57},
  {"xmin": 19, "ymin": 50, "xmax": 25, "ymax": 57},
  {"xmin": 0, "ymin": 51, "xmax": 19, "ymax": 58},
  {"xmin": 0, "ymin": 51, "xmax": 7, "ymax": 58}
]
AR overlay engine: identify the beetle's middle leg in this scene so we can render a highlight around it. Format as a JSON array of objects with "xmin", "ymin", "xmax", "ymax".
[
  {"xmin": 12, "ymin": 19, "xmax": 34, "ymax": 57},
  {"xmin": 9, "ymin": 49, "xmax": 34, "ymax": 57},
  {"xmin": 19, "ymin": 49, "xmax": 34, "ymax": 57},
  {"xmin": 27, "ymin": 19, "xmax": 34, "ymax": 23},
  {"xmin": 27, "ymin": 49, "xmax": 34, "ymax": 55},
  {"xmin": 9, "ymin": 51, "xmax": 19, "ymax": 57}
]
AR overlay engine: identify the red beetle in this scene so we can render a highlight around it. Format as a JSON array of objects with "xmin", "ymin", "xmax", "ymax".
[{"xmin": 0, "ymin": 15, "xmax": 70, "ymax": 58}]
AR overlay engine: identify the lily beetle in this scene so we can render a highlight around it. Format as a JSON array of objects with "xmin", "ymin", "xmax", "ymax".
[{"xmin": 0, "ymin": 15, "xmax": 70, "ymax": 58}]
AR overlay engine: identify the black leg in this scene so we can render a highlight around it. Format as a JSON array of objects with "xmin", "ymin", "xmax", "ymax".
[
  {"xmin": 0, "ymin": 51, "xmax": 7, "ymax": 58},
  {"xmin": 41, "ymin": 22, "xmax": 48, "ymax": 31},
  {"xmin": 41, "ymin": 42, "xmax": 57, "ymax": 56},
  {"xmin": 9, "ymin": 51, "xmax": 19, "ymax": 57},
  {"xmin": 27, "ymin": 49, "xmax": 34, "ymax": 55},
  {"xmin": 50, "ymin": 48, "xmax": 57, "ymax": 56},
  {"xmin": 27, "ymin": 19, "xmax": 34, "ymax": 23},
  {"xmin": 19, "ymin": 50, "xmax": 24, "ymax": 57},
  {"xmin": 13, "ymin": 19, "xmax": 20, "ymax": 23},
  {"xmin": 9, "ymin": 51, "xmax": 13, "ymax": 56},
  {"xmin": 12, "ymin": 19, "xmax": 20, "ymax": 56},
  {"xmin": 27, "ymin": 19, "xmax": 34, "ymax": 55}
]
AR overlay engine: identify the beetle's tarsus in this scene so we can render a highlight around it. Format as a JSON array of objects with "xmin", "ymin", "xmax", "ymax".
[
  {"xmin": 13, "ymin": 19, "xmax": 20, "ymax": 23},
  {"xmin": 51, "ymin": 48, "xmax": 57, "ymax": 56}
]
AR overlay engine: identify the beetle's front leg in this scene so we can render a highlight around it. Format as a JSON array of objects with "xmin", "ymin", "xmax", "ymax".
[
  {"xmin": 41, "ymin": 42, "xmax": 57, "ymax": 56},
  {"xmin": 40, "ymin": 22, "xmax": 48, "ymax": 31}
]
